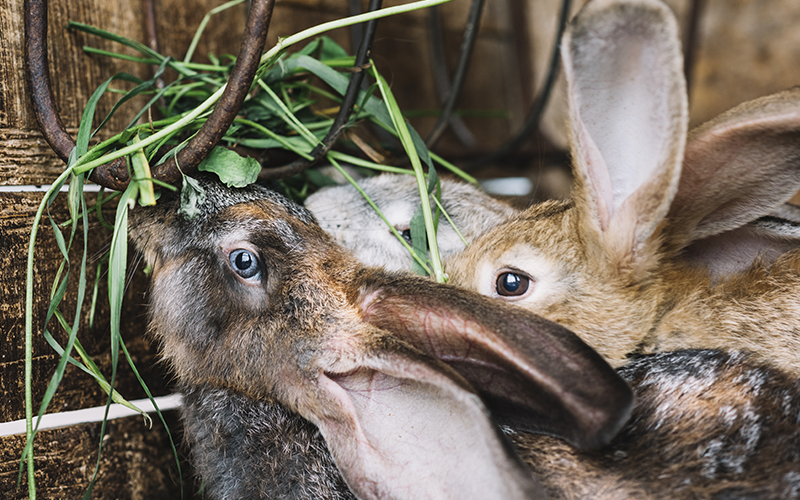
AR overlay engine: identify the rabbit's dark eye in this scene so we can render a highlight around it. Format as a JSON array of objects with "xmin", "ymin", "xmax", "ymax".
[
  {"xmin": 496, "ymin": 272, "xmax": 530, "ymax": 297},
  {"xmin": 229, "ymin": 249, "xmax": 261, "ymax": 280},
  {"xmin": 393, "ymin": 224, "xmax": 413, "ymax": 244}
]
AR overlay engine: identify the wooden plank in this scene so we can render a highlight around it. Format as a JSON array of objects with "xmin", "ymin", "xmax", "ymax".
[
  {"xmin": 0, "ymin": 191, "xmax": 169, "ymax": 424},
  {"xmin": 0, "ymin": 414, "xmax": 190, "ymax": 499}
]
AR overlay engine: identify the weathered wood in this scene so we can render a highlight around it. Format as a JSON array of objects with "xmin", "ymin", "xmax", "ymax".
[
  {"xmin": 0, "ymin": 414, "xmax": 189, "ymax": 499},
  {"xmin": 0, "ymin": 191, "xmax": 169, "ymax": 424}
]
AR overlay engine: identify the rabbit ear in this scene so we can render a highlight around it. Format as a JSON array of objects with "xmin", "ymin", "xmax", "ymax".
[
  {"xmin": 304, "ymin": 331, "xmax": 543, "ymax": 500},
  {"xmin": 563, "ymin": 0, "xmax": 687, "ymax": 266},
  {"xmin": 665, "ymin": 88, "xmax": 800, "ymax": 246},
  {"xmin": 357, "ymin": 275, "xmax": 634, "ymax": 451},
  {"xmin": 681, "ymin": 206, "xmax": 800, "ymax": 279}
]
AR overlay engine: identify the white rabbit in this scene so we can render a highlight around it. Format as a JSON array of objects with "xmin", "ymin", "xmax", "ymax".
[{"xmin": 304, "ymin": 174, "xmax": 517, "ymax": 271}]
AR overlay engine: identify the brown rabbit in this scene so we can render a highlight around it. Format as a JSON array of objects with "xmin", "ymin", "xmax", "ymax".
[
  {"xmin": 131, "ymin": 176, "xmax": 800, "ymax": 499},
  {"xmin": 128, "ymin": 175, "xmax": 632, "ymax": 500},
  {"xmin": 446, "ymin": 0, "xmax": 800, "ymax": 375}
]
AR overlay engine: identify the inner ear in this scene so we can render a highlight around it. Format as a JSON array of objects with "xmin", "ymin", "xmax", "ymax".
[
  {"xmin": 305, "ymin": 340, "xmax": 543, "ymax": 500},
  {"xmin": 563, "ymin": 0, "xmax": 688, "ymax": 261},
  {"xmin": 358, "ymin": 276, "xmax": 634, "ymax": 451}
]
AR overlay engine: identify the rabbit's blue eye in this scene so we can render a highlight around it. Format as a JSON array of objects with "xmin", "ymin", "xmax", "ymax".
[
  {"xmin": 229, "ymin": 249, "xmax": 261, "ymax": 280},
  {"xmin": 496, "ymin": 272, "xmax": 530, "ymax": 297}
]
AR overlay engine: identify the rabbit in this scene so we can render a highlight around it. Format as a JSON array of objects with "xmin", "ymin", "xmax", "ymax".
[
  {"xmin": 183, "ymin": 348, "xmax": 800, "ymax": 500},
  {"xmin": 439, "ymin": 0, "xmax": 800, "ymax": 376},
  {"xmin": 306, "ymin": 173, "xmax": 800, "ymax": 281},
  {"xmin": 304, "ymin": 173, "xmax": 518, "ymax": 272},
  {"xmin": 513, "ymin": 348, "xmax": 800, "ymax": 499},
  {"xmin": 128, "ymin": 175, "xmax": 633, "ymax": 500}
]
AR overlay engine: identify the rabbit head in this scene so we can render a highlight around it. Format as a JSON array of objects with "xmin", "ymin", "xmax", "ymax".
[
  {"xmin": 128, "ymin": 175, "xmax": 632, "ymax": 499},
  {"xmin": 446, "ymin": 0, "xmax": 800, "ymax": 371},
  {"xmin": 304, "ymin": 174, "xmax": 518, "ymax": 272}
]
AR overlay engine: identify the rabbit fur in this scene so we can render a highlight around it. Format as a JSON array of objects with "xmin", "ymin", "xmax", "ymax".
[
  {"xmin": 128, "ymin": 175, "xmax": 632, "ymax": 500},
  {"xmin": 304, "ymin": 173, "xmax": 517, "ymax": 272},
  {"xmin": 183, "ymin": 348, "xmax": 800, "ymax": 500},
  {"xmin": 441, "ymin": 0, "xmax": 800, "ymax": 376},
  {"xmin": 514, "ymin": 349, "xmax": 800, "ymax": 499},
  {"xmin": 130, "ymin": 176, "xmax": 800, "ymax": 499}
]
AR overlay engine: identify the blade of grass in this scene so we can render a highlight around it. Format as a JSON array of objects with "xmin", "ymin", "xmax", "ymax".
[
  {"xmin": 431, "ymin": 195, "xmax": 468, "ymax": 246},
  {"xmin": 232, "ymin": 117, "xmax": 315, "ymax": 160},
  {"xmin": 258, "ymin": 0, "xmax": 453, "ymax": 67},
  {"xmin": 88, "ymin": 253, "xmax": 109, "ymax": 328},
  {"xmin": 46, "ymin": 309, "xmax": 150, "ymax": 419},
  {"xmin": 184, "ymin": 0, "xmax": 246, "ymax": 63},
  {"xmin": 327, "ymin": 151, "xmax": 412, "ymax": 175},
  {"xmin": 118, "ymin": 336, "xmax": 183, "ymax": 496},
  {"xmin": 22, "ymin": 155, "xmax": 75, "ymax": 497},
  {"xmin": 256, "ymin": 81, "xmax": 320, "ymax": 145},
  {"xmin": 370, "ymin": 62, "xmax": 445, "ymax": 282},
  {"xmin": 81, "ymin": 182, "xmax": 136, "ymax": 500},
  {"xmin": 130, "ymin": 134, "xmax": 157, "ymax": 206}
]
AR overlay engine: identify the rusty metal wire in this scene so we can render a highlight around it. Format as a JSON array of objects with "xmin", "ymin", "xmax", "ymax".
[
  {"xmin": 425, "ymin": 0, "xmax": 484, "ymax": 149},
  {"xmin": 25, "ymin": 0, "xmax": 274, "ymax": 190},
  {"xmin": 683, "ymin": 0, "xmax": 706, "ymax": 100},
  {"xmin": 464, "ymin": 0, "xmax": 572, "ymax": 170}
]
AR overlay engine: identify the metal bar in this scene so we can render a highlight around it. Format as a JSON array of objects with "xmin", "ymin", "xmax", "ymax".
[
  {"xmin": 25, "ymin": 0, "xmax": 275, "ymax": 190},
  {"xmin": 465, "ymin": 0, "xmax": 571, "ymax": 169},
  {"xmin": 425, "ymin": 0, "xmax": 484, "ymax": 148}
]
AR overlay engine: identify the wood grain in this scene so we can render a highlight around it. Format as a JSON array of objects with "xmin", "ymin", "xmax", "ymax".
[{"xmin": 0, "ymin": 415, "xmax": 189, "ymax": 500}]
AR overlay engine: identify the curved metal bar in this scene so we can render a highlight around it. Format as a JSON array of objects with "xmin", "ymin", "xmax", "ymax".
[
  {"xmin": 425, "ymin": 0, "xmax": 484, "ymax": 149},
  {"xmin": 25, "ymin": 0, "xmax": 130, "ymax": 189},
  {"xmin": 465, "ymin": 0, "xmax": 571, "ymax": 170},
  {"xmin": 25, "ymin": 0, "xmax": 275, "ymax": 190},
  {"xmin": 426, "ymin": 5, "xmax": 476, "ymax": 148},
  {"xmin": 259, "ymin": 0, "xmax": 383, "ymax": 181},
  {"xmin": 154, "ymin": 0, "xmax": 273, "ymax": 185}
]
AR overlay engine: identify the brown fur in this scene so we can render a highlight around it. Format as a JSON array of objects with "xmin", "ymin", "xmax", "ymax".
[
  {"xmin": 513, "ymin": 350, "xmax": 800, "ymax": 499},
  {"xmin": 447, "ymin": 0, "xmax": 800, "ymax": 376},
  {"xmin": 448, "ymin": 202, "xmax": 800, "ymax": 373}
]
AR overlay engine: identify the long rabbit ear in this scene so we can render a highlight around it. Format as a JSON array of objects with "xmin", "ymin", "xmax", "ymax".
[
  {"xmin": 681, "ymin": 205, "xmax": 800, "ymax": 279},
  {"xmin": 301, "ymin": 330, "xmax": 544, "ymax": 500},
  {"xmin": 666, "ymin": 88, "xmax": 800, "ymax": 246},
  {"xmin": 357, "ymin": 274, "xmax": 634, "ymax": 451},
  {"xmin": 563, "ymin": 0, "xmax": 687, "ymax": 266}
]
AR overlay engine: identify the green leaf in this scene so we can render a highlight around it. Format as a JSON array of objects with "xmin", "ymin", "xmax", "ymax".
[
  {"xmin": 179, "ymin": 175, "xmax": 207, "ymax": 219},
  {"xmin": 409, "ymin": 205, "xmax": 429, "ymax": 276},
  {"xmin": 318, "ymin": 36, "xmax": 350, "ymax": 60},
  {"xmin": 197, "ymin": 146, "xmax": 260, "ymax": 188}
]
